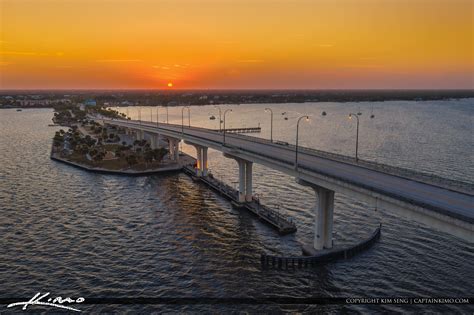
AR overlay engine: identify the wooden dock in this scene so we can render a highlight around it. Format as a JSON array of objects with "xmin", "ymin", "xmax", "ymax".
[
  {"xmin": 213, "ymin": 127, "xmax": 261, "ymax": 134},
  {"xmin": 183, "ymin": 165, "xmax": 296, "ymax": 235}
]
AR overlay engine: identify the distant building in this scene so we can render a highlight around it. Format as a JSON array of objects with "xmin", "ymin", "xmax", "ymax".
[{"xmin": 84, "ymin": 99, "xmax": 97, "ymax": 106}]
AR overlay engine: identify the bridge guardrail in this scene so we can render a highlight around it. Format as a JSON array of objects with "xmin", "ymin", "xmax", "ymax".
[
  {"xmin": 102, "ymin": 118, "xmax": 473, "ymax": 195},
  {"xmin": 226, "ymin": 131, "xmax": 473, "ymax": 195}
]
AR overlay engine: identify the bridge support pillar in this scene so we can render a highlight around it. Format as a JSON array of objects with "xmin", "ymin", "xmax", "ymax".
[
  {"xmin": 167, "ymin": 138, "xmax": 180, "ymax": 162},
  {"xmin": 174, "ymin": 139, "xmax": 180, "ymax": 162},
  {"xmin": 245, "ymin": 161, "xmax": 253, "ymax": 202},
  {"xmin": 196, "ymin": 147, "xmax": 202, "ymax": 176},
  {"xmin": 185, "ymin": 142, "xmax": 209, "ymax": 177},
  {"xmin": 224, "ymin": 153, "xmax": 253, "ymax": 203},
  {"xmin": 202, "ymin": 147, "xmax": 208, "ymax": 176},
  {"xmin": 238, "ymin": 160, "xmax": 246, "ymax": 202},
  {"xmin": 298, "ymin": 179, "xmax": 334, "ymax": 252},
  {"xmin": 136, "ymin": 130, "xmax": 144, "ymax": 141},
  {"xmin": 150, "ymin": 134, "xmax": 158, "ymax": 149}
]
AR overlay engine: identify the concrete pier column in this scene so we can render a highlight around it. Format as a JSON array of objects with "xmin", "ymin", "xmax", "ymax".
[
  {"xmin": 166, "ymin": 138, "xmax": 174, "ymax": 160},
  {"xmin": 238, "ymin": 160, "xmax": 246, "ymax": 202},
  {"xmin": 297, "ymin": 179, "xmax": 335, "ymax": 252},
  {"xmin": 245, "ymin": 161, "xmax": 253, "ymax": 202},
  {"xmin": 173, "ymin": 139, "xmax": 180, "ymax": 162},
  {"xmin": 184, "ymin": 141, "xmax": 210, "ymax": 177},
  {"xmin": 314, "ymin": 187, "xmax": 334, "ymax": 250},
  {"xmin": 223, "ymin": 153, "xmax": 253, "ymax": 203},
  {"xmin": 156, "ymin": 134, "xmax": 162, "ymax": 149},
  {"xmin": 150, "ymin": 134, "xmax": 158, "ymax": 149},
  {"xmin": 196, "ymin": 147, "xmax": 202, "ymax": 176},
  {"xmin": 166, "ymin": 138, "xmax": 178, "ymax": 161},
  {"xmin": 202, "ymin": 147, "xmax": 208, "ymax": 176}
]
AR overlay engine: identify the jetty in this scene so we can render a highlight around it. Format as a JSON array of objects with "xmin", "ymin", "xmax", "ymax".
[
  {"xmin": 213, "ymin": 126, "xmax": 261, "ymax": 134},
  {"xmin": 183, "ymin": 165, "xmax": 296, "ymax": 235}
]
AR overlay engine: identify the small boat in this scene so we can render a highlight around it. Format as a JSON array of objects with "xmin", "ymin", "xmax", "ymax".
[
  {"xmin": 209, "ymin": 115, "xmax": 216, "ymax": 120},
  {"xmin": 284, "ymin": 117, "xmax": 288, "ymax": 120},
  {"xmin": 322, "ymin": 111, "xmax": 327, "ymax": 116},
  {"xmin": 16, "ymin": 109, "xmax": 22, "ymax": 112}
]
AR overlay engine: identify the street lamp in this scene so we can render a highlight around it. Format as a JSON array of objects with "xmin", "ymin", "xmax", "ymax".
[
  {"xmin": 214, "ymin": 105, "xmax": 222, "ymax": 131},
  {"xmin": 181, "ymin": 106, "xmax": 190, "ymax": 133},
  {"xmin": 138, "ymin": 106, "xmax": 141, "ymax": 125},
  {"xmin": 223, "ymin": 109, "xmax": 232, "ymax": 144},
  {"xmin": 166, "ymin": 106, "xmax": 169, "ymax": 123},
  {"xmin": 150, "ymin": 107, "xmax": 153, "ymax": 122},
  {"xmin": 295, "ymin": 115, "xmax": 310, "ymax": 170},
  {"xmin": 349, "ymin": 113, "xmax": 360, "ymax": 162},
  {"xmin": 265, "ymin": 107, "xmax": 273, "ymax": 142}
]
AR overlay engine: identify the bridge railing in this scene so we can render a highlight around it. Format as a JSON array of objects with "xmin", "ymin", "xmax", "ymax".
[
  {"xmin": 102, "ymin": 118, "xmax": 473, "ymax": 194},
  {"xmin": 225, "ymin": 131, "xmax": 473, "ymax": 194}
]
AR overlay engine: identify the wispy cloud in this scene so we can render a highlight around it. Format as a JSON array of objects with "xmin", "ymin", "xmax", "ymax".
[
  {"xmin": 237, "ymin": 59, "xmax": 265, "ymax": 63},
  {"xmin": 96, "ymin": 59, "xmax": 142, "ymax": 62},
  {"xmin": 0, "ymin": 51, "xmax": 37, "ymax": 56}
]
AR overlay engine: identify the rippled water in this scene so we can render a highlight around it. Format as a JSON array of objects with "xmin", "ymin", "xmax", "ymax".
[{"xmin": 0, "ymin": 100, "xmax": 473, "ymax": 313}]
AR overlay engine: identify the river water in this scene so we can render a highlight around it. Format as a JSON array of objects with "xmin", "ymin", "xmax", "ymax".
[{"xmin": 0, "ymin": 99, "xmax": 473, "ymax": 313}]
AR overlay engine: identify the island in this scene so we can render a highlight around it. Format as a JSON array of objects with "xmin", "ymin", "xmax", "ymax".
[{"xmin": 50, "ymin": 103, "xmax": 195, "ymax": 175}]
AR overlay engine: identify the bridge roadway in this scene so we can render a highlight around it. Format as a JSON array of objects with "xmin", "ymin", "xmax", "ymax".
[{"xmin": 100, "ymin": 118, "xmax": 473, "ymax": 243}]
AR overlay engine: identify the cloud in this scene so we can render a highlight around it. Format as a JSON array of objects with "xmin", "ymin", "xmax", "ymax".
[
  {"xmin": 237, "ymin": 59, "xmax": 265, "ymax": 63},
  {"xmin": 96, "ymin": 59, "xmax": 142, "ymax": 62},
  {"xmin": 0, "ymin": 51, "xmax": 37, "ymax": 56}
]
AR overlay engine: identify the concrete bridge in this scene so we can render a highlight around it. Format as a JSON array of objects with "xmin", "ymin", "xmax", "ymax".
[{"xmin": 99, "ymin": 118, "xmax": 474, "ymax": 251}]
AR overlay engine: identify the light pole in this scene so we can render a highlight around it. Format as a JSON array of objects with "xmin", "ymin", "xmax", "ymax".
[
  {"xmin": 295, "ymin": 115, "xmax": 310, "ymax": 170},
  {"xmin": 166, "ymin": 106, "xmax": 169, "ymax": 123},
  {"xmin": 214, "ymin": 105, "xmax": 222, "ymax": 131},
  {"xmin": 181, "ymin": 106, "xmax": 190, "ymax": 133},
  {"xmin": 150, "ymin": 107, "xmax": 153, "ymax": 122},
  {"xmin": 138, "ymin": 106, "xmax": 141, "ymax": 125},
  {"xmin": 349, "ymin": 113, "xmax": 360, "ymax": 162},
  {"xmin": 265, "ymin": 107, "xmax": 273, "ymax": 142},
  {"xmin": 223, "ymin": 109, "xmax": 232, "ymax": 144}
]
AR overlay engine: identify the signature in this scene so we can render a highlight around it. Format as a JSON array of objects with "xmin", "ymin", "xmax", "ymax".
[{"xmin": 7, "ymin": 292, "xmax": 85, "ymax": 312}]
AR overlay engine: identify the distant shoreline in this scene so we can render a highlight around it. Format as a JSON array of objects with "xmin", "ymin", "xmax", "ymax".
[{"xmin": 1, "ymin": 90, "xmax": 473, "ymax": 110}]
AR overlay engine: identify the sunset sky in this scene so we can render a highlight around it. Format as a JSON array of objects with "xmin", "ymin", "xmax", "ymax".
[{"xmin": 0, "ymin": 0, "xmax": 472, "ymax": 90}]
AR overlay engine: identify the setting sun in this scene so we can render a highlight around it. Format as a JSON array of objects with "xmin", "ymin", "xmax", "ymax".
[{"xmin": 167, "ymin": 83, "xmax": 173, "ymax": 88}]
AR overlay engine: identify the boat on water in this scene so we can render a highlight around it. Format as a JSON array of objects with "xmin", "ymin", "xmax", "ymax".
[
  {"xmin": 209, "ymin": 115, "xmax": 216, "ymax": 120},
  {"xmin": 16, "ymin": 109, "xmax": 22, "ymax": 112}
]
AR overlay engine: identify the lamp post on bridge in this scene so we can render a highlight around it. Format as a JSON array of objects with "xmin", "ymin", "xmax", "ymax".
[
  {"xmin": 223, "ymin": 109, "xmax": 232, "ymax": 144},
  {"xmin": 138, "ymin": 106, "xmax": 141, "ymax": 125},
  {"xmin": 181, "ymin": 106, "xmax": 190, "ymax": 134},
  {"xmin": 265, "ymin": 107, "xmax": 273, "ymax": 142},
  {"xmin": 295, "ymin": 115, "xmax": 310, "ymax": 170},
  {"xmin": 214, "ymin": 105, "xmax": 222, "ymax": 131},
  {"xmin": 349, "ymin": 113, "xmax": 360, "ymax": 162}
]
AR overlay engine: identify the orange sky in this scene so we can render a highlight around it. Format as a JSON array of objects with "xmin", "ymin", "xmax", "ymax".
[{"xmin": 0, "ymin": 0, "xmax": 472, "ymax": 89}]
